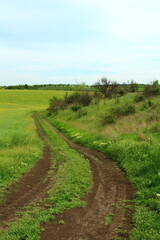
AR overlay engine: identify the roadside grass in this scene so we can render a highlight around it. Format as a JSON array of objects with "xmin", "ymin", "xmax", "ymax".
[
  {"xmin": 51, "ymin": 93, "xmax": 160, "ymax": 141},
  {"xmin": 0, "ymin": 114, "xmax": 92, "ymax": 240},
  {"xmin": 45, "ymin": 93, "xmax": 160, "ymax": 240}
]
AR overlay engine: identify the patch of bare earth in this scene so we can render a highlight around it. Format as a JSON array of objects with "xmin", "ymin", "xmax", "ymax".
[
  {"xmin": 41, "ymin": 119, "xmax": 134, "ymax": 240},
  {"xmin": 0, "ymin": 117, "xmax": 52, "ymax": 229}
]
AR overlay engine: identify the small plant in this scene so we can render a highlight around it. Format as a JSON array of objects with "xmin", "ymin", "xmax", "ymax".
[
  {"xmin": 58, "ymin": 220, "xmax": 65, "ymax": 225},
  {"xmin": 104, "ymin": 213, "xmax": 115, "ymax": 225}
]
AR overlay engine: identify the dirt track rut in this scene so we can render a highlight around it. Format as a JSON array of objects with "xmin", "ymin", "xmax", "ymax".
[
  {"xmin": 0, "ymin": 116, "xmax": 134, "ymax": 239},
  {"xmin": 0, "ymin": 118, "xmax": 52, "ymax": 229},
  {"xmin": 41, "ymin": 118, "xmax": 134, "ymax": 240}
]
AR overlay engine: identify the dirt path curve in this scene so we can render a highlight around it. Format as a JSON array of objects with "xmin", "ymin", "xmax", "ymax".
[
  {"xmin": 41, "ymin": 118, "xmax": 134, "ymax": 240},
  {"xmin": 0, "ymin": 117, "xmax": 52, "ymax": 229}
]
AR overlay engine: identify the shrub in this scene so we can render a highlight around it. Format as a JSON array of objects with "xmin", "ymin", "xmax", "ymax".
[
  {"xmin": 65, "ymin": 91, "xmax": 92, "ymax": 106},
  {"xmin": 100, "ymin": 104, "xmax": 136, "ymax": 125},
  {"xmin": 71, "ymin": 105, "xmax": 82, "ymax": 112},
  {"xmin": 101, "ymin": 114, "xmax": 116, "ymax": 125},
  {"xmin": 143, "ymin": 80, "xmax": 160, "ymax": 98},
  {"xmin": 65, "ymin": 92, "xmax": 81, "ymax": 105},
  {"xmin": 134, "ymin": 94, "xmax": 144, "ymax": 102},
  {"xmin": 118, "ymin": 88, "xmax": 127, "ymax": 96},
  {"xmin": 76, "ymin": 109, "xmax": 87, "ymax": 118},
  {"xmin": 112, "ymin": 104, "xmax": 136, "ymax": 117},
  {"xmin": 79, "ymin": 92, "xmax": 92, "ymax": 106},
  {"xmin": 48, "ymin": 98, "xmax": 66, "ymax": 114}
]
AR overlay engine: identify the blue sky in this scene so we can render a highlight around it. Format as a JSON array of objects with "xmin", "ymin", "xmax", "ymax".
[{"xmin": 0, "ymin": 0, "xmax": 160, "ymax": 85}]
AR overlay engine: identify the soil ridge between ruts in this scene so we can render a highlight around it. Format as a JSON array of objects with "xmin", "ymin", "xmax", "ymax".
[
  {"xmin": 0, "ymin": 117, "xmax": 52, "ymax": 229},
  {"xmin": 40, "ymin": 117, "xmax": 134, "ymax": 240}
]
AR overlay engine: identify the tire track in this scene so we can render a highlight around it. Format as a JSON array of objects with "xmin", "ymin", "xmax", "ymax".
[
  {"xmin": 41, "ymin": 118, "xmax": 134, "ymax": 240},
  {"xmin": 0, "ymin": 117, "xmax": 53, "ymax": 229}
]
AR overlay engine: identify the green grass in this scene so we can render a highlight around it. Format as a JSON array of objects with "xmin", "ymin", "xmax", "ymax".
[
  {"xmin": 45, "ymin": 92, "xmax": 160, "ymax": 240},
  {"xmin": 0, "ymin": 113, "xmax": 92, "ymax": 240},
  {"xmin": 104, "ymin": 213, "xmax": 115, "ymax": 225},
  {"xmin": 0, "ymin": 89, "xmax": 66, "ymax": 109},
  {"xmin": 51, "ymin": 93, "xmax": 160, "ymax": 141},
  {"xmin": 0, "ymin": 90, "xmax": 67, "ymax": 200}
]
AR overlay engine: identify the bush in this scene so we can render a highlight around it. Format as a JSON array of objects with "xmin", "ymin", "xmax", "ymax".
[
  {"xmin": 112, "ymin": 104, "xmax": 136, "ymax": 117},
  {"xmin": 48, "ymin": 98, "xmax": 66, "ymax": 114},
  {"xmin": 71, "ymin": 105, "xmax": 82, "ymax": 112},
  {"xmin": 101, "ymin": 114, "xmax": 116, "ymax": 125},
  {"xmin": 65, "ymin": 92, "xmax": 81, "ymax": 105},
  {"xmin": 143, "ymin": 80, "xmax": 160, "ymax": 98},
  {"xmin": 80, "ymin": 92, "xmax": 92, "ymax": 106},
  {"xmin": 76, "ymin": 109, "xmax": 87, "ymax": 118},
  {"xmin": 134, "ymin": 94, "xmax": 144, "ymax": 102},
  {"xmin": 118, "ymin": 88, "xmax": 127, "ymax": 96},
  {"xmin": 100, "ymin": 104, "xmax": 136, "ymax": 125},
  {"xmin": 65, "ymin": 91, "xmax": 92, "ymax": 106}
]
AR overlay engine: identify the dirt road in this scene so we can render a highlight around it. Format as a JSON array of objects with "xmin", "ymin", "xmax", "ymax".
[
  {"xmin": 0, "ymin": 116, "xmax": 134, "ymax": 239},
  {"xmin": 41, "ymin": 118, "xmax": 134, "ymax": 240},
  {"xmin": 0, "ymin": 118, "xmax": 52, "ymax": 229}
]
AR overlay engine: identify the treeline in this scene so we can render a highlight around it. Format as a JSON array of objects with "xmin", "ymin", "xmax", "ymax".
[
  {"xmin": 2, "ymin": 84, "xmax": 92, "ymax": 91},
  {"xmin": 2, "ymin": 79, "xmax": 159, "ymax": 94}
]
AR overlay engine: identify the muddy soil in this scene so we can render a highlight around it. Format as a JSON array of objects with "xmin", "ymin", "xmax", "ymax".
[
  {"xmin": 0, "ymin": 118, "xmax": 52, "ymax": 229},
  {"xmin": 41, "ymin": 118, "xmax": 134, "ymax": 240}
]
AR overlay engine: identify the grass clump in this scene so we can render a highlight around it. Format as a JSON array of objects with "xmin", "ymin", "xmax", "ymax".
[{"xmin": 104, "ymin": 213, "xmax": 115, "ymax": 225}]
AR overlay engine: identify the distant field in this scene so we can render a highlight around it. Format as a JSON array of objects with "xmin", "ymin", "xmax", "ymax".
[
  {"xmin": 0, "ymin": 90, "xmax": 66, "ymax": 200},
  {"xmin": 0, "ymin": 89, "xmax": 66, "ymax": 109}
]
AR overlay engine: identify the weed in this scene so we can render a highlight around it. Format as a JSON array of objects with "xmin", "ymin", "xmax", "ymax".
[
  {"xmin": 104, "ymin": 213, "xmax": 115, "ymax": 225},
  {"xmin": 58, "ymin": 220, "xmax": 65, "ymax": 225}
]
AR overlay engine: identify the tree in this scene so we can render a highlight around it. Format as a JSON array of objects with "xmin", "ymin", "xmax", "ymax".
[
  {"xmin": 94, "ymin": 77, "xmax": 111, "ymax": 99},
  {"xmin": 129, "ymin": 80, "xmax": 139, "ymax": 92},
  {"xmin": 143, "ymin": 80, "xmax": 160, "ymax": 97}
]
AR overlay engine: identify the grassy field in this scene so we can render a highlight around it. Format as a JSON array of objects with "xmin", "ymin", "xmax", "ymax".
[
  {"xmin": 0, "ymin": 90, "xmax": 67, "ymax": 200},
  {"xmin": 46, "ymin": 92, "xmax": 160, "ymax": 240},
  {"xmin": 1, "ymin": 89, "xmax": 160, "ymax": 239},
  {"xmin": 0, "ymin": 113, "xmax": 92, "ymax": 239}
]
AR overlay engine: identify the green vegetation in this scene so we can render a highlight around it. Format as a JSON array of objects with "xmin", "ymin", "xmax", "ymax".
[
  {"xmin": 46, "ymin": 89, "xmax": 160, "ymax": 240},
  {"xmin": 104, "ymin": 213, "xmax": 115, "ymax": 225},
  {"xmin": 0, "ymin": 90, "xmax": 66, "ymax": 200},
  {"xmin": 0, "ymin": 83, "xmax": 160, "ymax": 239},
  {"xmin": 3, "ymin": 83, "xmax": 92, "ymax": 91},
  {"xmin": 0, "ymin": 114, "xmax": 92, "ymax": 239}
]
